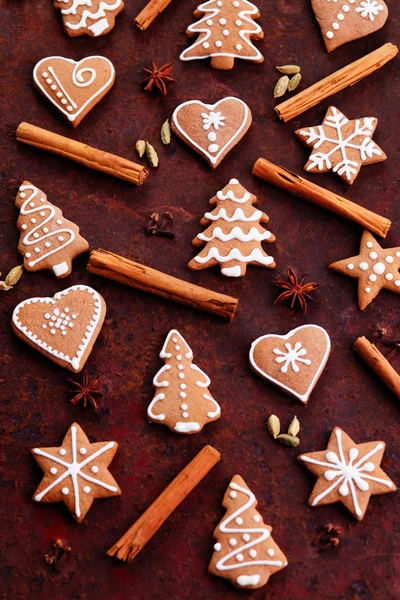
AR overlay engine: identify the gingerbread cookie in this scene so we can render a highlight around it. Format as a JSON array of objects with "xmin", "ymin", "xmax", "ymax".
[
  {"xmin": 32, "ymin": 422, "xmax": 121, "ymax": 522},
  {"xmin": 12, "ymin": 285, "xmax": 106, "ymax": 373},
  {"xmin": 54, "ymin": 0, "xmax": 124, "ymax": 37},
  {"xmin": 147, "ymin": 329, "xmax": 221, "ymax": 434},
  {"xmin": 209, "ymin": 475, "xmax": 288, "ymax": 589},
  {"xmin": 16, "ymin": 182, "xmax": 89, "ymax": 278},
  {"xmin": 299, "ymin": 427, "xmax": 396, "ymax": 521},
  {"xmin": 180, "ymin": 0, "xmax": 264, "ymax": 70},
  {"xmin": 171, "ymin": 97, "xmax": 252, "ymax": 168},
  {"xmin": 249, "ymin": 324, "xmax": 331, "ymax": 404},
  {"xmin": 329, "ymin": 230, "xmax": 400, "ymax": 310},
  {"xmin": 188, "ymin": 178, "xmax": 275, "ymax": 277},
  {"xmin": 33, "ymin": 56, "xmax": 115, "ymax": 127},
  {"xmin": 295, "ymin": 106, "xmax": 386, "ymax": 184},
  {"xmin": 312, "ymin": 0, "xmax": 388, "ymax": 53}
]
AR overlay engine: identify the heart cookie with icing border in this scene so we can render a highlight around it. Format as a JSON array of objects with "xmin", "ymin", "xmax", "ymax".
[
  {"xmin": 12, "ymin": 285, "xmax": 106, "ymax": 373},
  {"xmin": 171, "ymin": 97, "xmax": 252, "ymax": 168},
  {"xmin": 33, "ymin": 56, "xmax": 115, "ymax": 127},
  {"xmin": 249, "ymin": 325, "xmax": 331, "ymax": 404}
]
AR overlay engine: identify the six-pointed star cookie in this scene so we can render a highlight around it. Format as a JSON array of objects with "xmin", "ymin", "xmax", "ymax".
[
  {"xmin": 329, "ymin": 230, "xmax": 400, "ymax": 310},
  {"xmin": 295, "ymin": 106, "xmax": 386, "ymax": 184},
  {"xmin": 32, "ymin": 422, "xmax": 121, "ymax": 522},
  {"xmin": 299, "ymin": 427, "xmax": 396, "ymax": 520}
]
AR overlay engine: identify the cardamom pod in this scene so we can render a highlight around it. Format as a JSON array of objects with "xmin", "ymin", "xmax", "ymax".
[
  {"xmin": 276, "ymin": 65, "xmax": 301, "ymax": 75},
  {"xmin": 5, "ymin": 265, "xmax": 24, "ymax": 286},
  {"xmin": 277, "ymin": 434, "xmax": 300, "ymax": 448},
  {"xmin": 267, "ymin": 414, "xmax": 281, "ymax": 439},
  {"xmin": 288, "ymin": 73, "xmax": 302, "ymax": 92},
  {"xmin": 274, "ymin": 76, "xmax": 289, "ymax": 99},
  {"xmin": 145, "ymin": 142, "xmax": 159, "ymax": 168},
  {"xmin": 288, "ymin": 415, "xmax": 300, "ymax": 437},
  {"xmin": 161, "ymin": 119, "xmax": 171, "ymax": 145},
  {"xmin": 135, "ymin": 140, "xmax": 146, "ymax": 158},
  {"xmin": 0, "ymin": 281, "xmax": 13, "ymax": 291}
]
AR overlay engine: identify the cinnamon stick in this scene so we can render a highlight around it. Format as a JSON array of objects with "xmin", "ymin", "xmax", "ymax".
[
  {"xmin": 253, "ymin": 158, "xmax": 391, "ymax": 238},
  {"xmin": 134, "ymin": 0, "xmax": 174, "ymax": 30},
  {"xmin": 16, "ymin": 122, "xmax": 149, "ymax": 186},
  {"xmin": 354, "ymin": 336, "xmax": 400, "ymax": 401},
  {"xmin": 275, "ymin": 43, "xmax": 398, "ymax": 122},
  {"xmin": 107, "ymin": 445, "xmax": 221, "ymax": 562},
  {"xmin": 87, "ymin": 249, "xmax": 238, "ymax": 321}
]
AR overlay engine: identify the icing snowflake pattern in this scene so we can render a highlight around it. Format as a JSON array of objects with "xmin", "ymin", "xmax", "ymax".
[
  {"xmin": 273, "ymin": 342, "xmax": 311, "ymax": 374},
  {"xmin": 301, "ymin": 429, "xmax": 393, "ymax": 517},
  {"xmin": 202, "ymin": 111, "xmax": 226, "ymax": 130},
  {"xmin": 355, "ymin": 0, "xmax": 384, "ymax": 20}
]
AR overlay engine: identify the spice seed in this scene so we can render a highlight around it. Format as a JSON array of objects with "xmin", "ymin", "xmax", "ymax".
[
  {"xmin": 161, "ymin": 119, "xmax": 171, "ymax": 145},
  {"xmin": 5, "ymin": 265, "xmax": 24, "ymax": 286},
  {"xmin": 277, "ymin": 434, "xmax": 300, "ymax": 447},
  {"xmin": 288, "ymin": 73, "xmax": 302, "ymax": 92},
  {"xmin": 288, "ymin": 415, "xmax": 300, "ymax": 437},
  {"xmin": 0, "ymin": 281, "xmax": 13, "ymax": 291},
  {"xmin": 145, "ymin": 142, "xmax": 159, "ymax": 168},
  {"xmin": 268, "ymin": 414, "xmax": 281, "ymax": 439},
  {"xmin": 276, "ymin": 65, "xmax": 301, "ymax": 75},
  {"xmin": 274, "ymin": 76, "xmax": 289, "ymax": 98},
  {"xmin": 135, "ymin": 140, "xmax": 146, "ymax": 157}
]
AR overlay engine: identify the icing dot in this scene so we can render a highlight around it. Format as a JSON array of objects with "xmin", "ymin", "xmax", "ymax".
[
  {"xmin": 359, "ymin": 262, "xmax": 369, "ymax": 271},
  {"xmin": 369, "ymin": 251, "xmax": 378, "ymax": 260},
  {"xmin": 34, "ymin": 247, "xmax": 40, "ymax": 253},
  {"xmin": 229, "ymin": 538, "xmax": 237, "ymax": 547},
  {"xmin": 394, "ymin": 280, "xmax": 400, "ymax": 287},
  {"xmin": 58, "ymin": 236, "xmax": 64, "ymax": 241},
  {"xmin": 235, "ymin": 517, "xmax": 243, "ymax": 525},
  {"xmin": 20, "ymin": 192, "xmax": 26, "ymax": 198},
  {"xmin": 385, "ymin": 256, "xmax": 394, "ymax": 263},
  {"xmin": 373, "ymin": 262, "xmax": 385, "ymax": 275},
  {"xmin": 72, "ymin": 314, "xmax": 77, "ymax": 319},
  {"xmin": 61, "ymin": 313, "xmax": 65, "ymax": 318},
  {"xmin": 253, "ymin": 515, "xmax": 261, "ymax": 522},
  {"xmin": 65, "ymin": 308, "xmax": 69, "ymax": 313},
  {"xmin": 396, "ymin": 252, "xmax": 400, "ymax": 257},
  {"xmin": 229, "ymin": 491, "xmax": 237, "ymax": 499},
  {"xmin": 206, "ymin": 19, "xmax": 213, "ymax": 25},
  {"xmin": 67, "ymin": 106, "xmax": 73, "ymax": 112},
  {"xmin": 242, "ymin": 533, "xmax": 250, "ymax": 542},
  {"xmin": 235, "ymin": 44, "xmax": 242, "ymax": 50},
  {"xmin": 180, "ymin": 383, "xmax": 186, "ymax": 389},
  {"xmin": 33, "ymin": 233, "xmax": 39, "ymax": 239},
  {"xmin": 31, "ymin": 218, "xmax": 37, "ymax": 223},
  {"xmin": 214, "ymin": 543, "xmax": 222, "ymax": 551},
  {"xmin": 43, "ymin": 227, "xmax": 49, "ymax": 233},
  {"xmin": 180, "ymin": 392, "xmax": 187, "ymax": 399},
  {"xmin": 202, "ymin": 42, "xmax": 210, "ymax": 48},
  {"xmin": 29, "ymin": 202, "xmax": 35, "ymax": 207},
  {"xmin": 42, "ymin": 324, "xmax": 47, "ymax": 329},
  {"xmin": 347, "ymin": 263, "xmax": 354, "ymax": 270},
  {"xmin": 176, "ymin": 355, "xmax": 182, "ymax": 361},
  {"xmin": 61, "ymin": 487, "xmax": 69, "ymax": 495},
  {"xmin": 366, "ymin": 241, "xmax": 373, "ymax": 248},
  {"xmin": 368, "ymin": 274, "xmax": 377, "ymax": 282},
  {"xmin": 337, "ymin": 13, "xmax": 344, "ymax": 20},
  {"xmin": 219, "ymin": 18, "xmax": 227, "ymax": 24},
  {"xmin": 21, "ymin": 224, "xmax": 27, "ymax": 230},
  {"xmin": 50, "ymin": 329, "xmax": 56, "ymax": 335},
  {"xmin": 208, "ymin": 132, "xmax": 217, "ymax": 142},
  {"xmin": 180, "ymin": 403, "xmax": 188, "ymax": 410},
  {"xmin": 222, "ymin": 29, "xmax": 229, "ymax": 36},
  {"xmin": 25, "ymin": 252, "xmax": 31, "ymax": 258},
  {"xmin": 46, "ymin": 78, "xmax": 53, "ymax": 84},
  {"xmin": 56, "ymin": 92, "xmax": 63, "ymax": 98},
  {"xmin": 83, "ymin": 486, "xmax": 91, "ymax": 494},
  {"xmin": 217, "ymin": 1, "xmax": 222, "ymax": 5},
  {"xmin": 50, "ymin": 467, "xmax": 57, "ymax": 474},
  {"xmin": 54, "ymin": 309, "xmax": 59, "ymax": 316},
  {"xmin": 235, "ymin": 19, "xmax": 242, "ymax": 26},
  {"xmin": 40, "ymin": 197, "xmax": 45, "ymax": 202},
  {"xmin": 79, "ymin": 448, "xmax": 87, "ymax": 455},
  {"xmin": 182, "ymin": 412, "xmax": 189, "ymax": 418},
  {"xmin": 61, "ymin": 99, "xmax": 67, "ymax": 105},
  {"xmin": 215, "ymin": 40, "xmax": 223, "ymax": 47},
  {"xmin": 233, "ymin": 0, "xmax": 240, "ymax": 5},
  {"xmin": 249, "ymin": 549, "xmax": 257, "ymax": 558},
  {"xmin": 385, "ymin": 273, "xmax": 393, "ymax": 281},
  {"xmin": 365, "ymin": 287, "xmax": 371, "ymax": 293},
  {"xmin": 175, "ymin": 345, "xmax": 181, "ymax": 351},
  {"xmin": 56, "ymin": 219, "xmax": 62, "ymax": 225},
  {"xmin": 236, "ymin": 553, "xmax": 244, "ymax": 562},
  {"xmin": 42, "ymin": 72, "xmax": 48, "ymax": 78},
  {"xmin": 51, "ymin": 316, "xmax": 56, "ymax": 321},
  {"xmin": 178, "ymin": 373, "xmax": 185, "ymax": 379},
  {"xmin": 178, "ymin": 365, "xmax": 184, "ymax": 370},
  {"xmin": 326, "ymin": 31, "xmax": 334, "ymax": 39},
  {"xmin": 172, "ymin": 337, "xmax": 177, "ymax": 342},
  {"xmin": 44, "ymin": 313, "xmax": 51, "ymax": 319},
  {"xmin": 267, "ymin": 548, "xmax": 275, "ymax": 557},
  {"xmin": 51, "ymin": 85, "xmax": 57, "ymax": 91},
  {"xmin": 208, "ymin": 144, "xmax": 219, "ymax": 153},
  {"xmin": 45, "ymin": 242, "xmax": 51, "ymax": 248},
  {"xmin": 39, "ymin": 211, "xmax": 45, "ymax": 217},
  {"xmin": 332, "ymin": 22, "xmax": 340, "ymax": 29},
  {"xmin": 91, "ymin": 466, "xmax": 99, "ymax": 473}
]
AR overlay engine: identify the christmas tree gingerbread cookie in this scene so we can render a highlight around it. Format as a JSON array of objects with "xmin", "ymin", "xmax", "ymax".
[
  {"xmin": 54, "ymin": 0, "xmax": 124, "ymax": 37},
  {"xmin": 180, "ymin": 0, "xmax": 264, "ymax": 70},
  {"xmin": 209, "ymin": 475, "xmax": 288, "ymax": 589},
  {"xmin": 32, "ymin": 422, "xmax": 121, "ymax": 523},
  {"xmin": 299, "ymin": 427, "xmax": 396, "ymax": 520},
  {"xmin": 16, "ymin": 182, "xmax": 89, "ymax": 278},
  {"xmin": 12, "ymin": 285, "xmax": 106, "ymax": 373},
  {"xmin": 312, "ymin": 0, "xmax": 388, "ymax": 53},
  {"xmin": 295, "ymin": 106, "xmax": 386, "ymax": 184},
  {"xmin": 147, "ymin": 330, "xmax": 221, "ymax": 434},
  {"xmin": 171, "ymin": 97, "xmax": 251, "ymax": 168},
  {"xmin": 188, "ymin": 179, "xmax": 275, "ymax": 277}
]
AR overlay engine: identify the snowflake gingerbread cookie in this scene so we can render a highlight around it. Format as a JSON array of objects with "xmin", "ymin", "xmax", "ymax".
[
  {"xmin": 180, "ymin": 0, "xmax": 264, "ymax": 70},
  {"xmin": 32, "ymin": 422, "xmax": 121, "ymax": 522},
  {"xmin": 329, "ymin": 230, "xmax": 400, "ymax": 310},
  {"xmin": 249, "ymin": 324, "xmax": 331, "ymax": 404},
  {"xmin": 209, "ymin": 475, "xmax": 288, "ymax": 589},
  {"xmin": 16, "ymin": 182, "xmax": 89, "ymax": 277},
  {"xmin": 54, "ymin": 0, "xmax": 124, "ymax": 37},
  {"xmin": 147, "ymin": 329, "xmax": 221, "ymax": 434},
  {"xmin": 188, "ymin": 178, "xmax": 275, "ymax": 277},
  {"xmin": 312, "ymin": 0, "xmax": 388, "ymax": 53},
  {"xmin": 299, "ymin": 427, "xmax": 396, "ymax": 520},
  {"xmin": 171, "ymin": 97, "xmax": 252, "ymax": 168},
  {"xmin": 295, "ymin": 106, "xmax": 386, "ymax": 184}
]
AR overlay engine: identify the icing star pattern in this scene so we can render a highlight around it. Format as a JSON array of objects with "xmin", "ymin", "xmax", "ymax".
[
  {"xmin": 329, "ymin": 230, "xmax": 400, "ymax": 309},
  {"xmin": 299, "ymin": 427, "xmax": 395, "ymax": 520}
]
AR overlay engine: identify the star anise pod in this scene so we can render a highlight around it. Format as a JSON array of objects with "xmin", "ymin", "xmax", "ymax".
[
  {"xmin": 141, "ymin": 61, "xmax": 176, "ymax": 96},
  {"xmin": 68, "ymin": 370, "xmax": 102, "ymax": 409},
  {"xmin": 273, "ymin": 267, "xmax": 321, "ymax": 313}
]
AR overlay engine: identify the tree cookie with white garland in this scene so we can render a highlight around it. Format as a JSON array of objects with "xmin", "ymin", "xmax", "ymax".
[
  {"xmin": 12, "ymin": 285, "xmax": 106, "ymax": 373},
  {"xmin": 188, "ymin": 179, "xmax": 275, "ymax": 277},
  {"xmin": 32, "ymin": 422, "xmax": 121, "ymax": 523},
  {"xmin": 329, "ymin": 230, "xmax": 400, "ymax": 310},
  {"xmin": 209, "ymin": 475, "xmax": 288, "ymax": 589},
  {"xmin": 180, "ymin": 0, "xmax": 264, "ymax": 70},
  {"xmin": 33, "ymin": 56, "xmax": 115, "ymax": 127},
  {"xmin": 54, "ymin": 0, "xmax": 124, "ymax": 37},
  {"xmin": 16, "ymin": 182, "xmax": 89, "ymax": 278},
  {"xmin": 312, "ymin": 0, "xmax": 388, "ymax": 53},
  {"xmin": 295, "ymin": 106, "xmax": 386, "ymax": 184},
  {"xmin": 171, "ymin": 97, "xmax": 251, "ymax": 168},
  {"xmin": 299, "ymin": 427, "xmax": 396, "ymax": 520},
  {"xmin": 147, "ymin": 329, "xmax": 221, "ymax": 434},
  {"xmin": 249, "ymin": 324, "xmax": 331, "ymax": 404}
]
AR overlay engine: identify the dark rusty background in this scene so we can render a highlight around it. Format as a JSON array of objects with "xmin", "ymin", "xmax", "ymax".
[{"xmin": 0, "ymin": 1, "xmax": 399, "ymax": 599}]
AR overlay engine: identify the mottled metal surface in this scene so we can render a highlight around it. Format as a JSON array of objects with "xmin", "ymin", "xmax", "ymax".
[{"xmin": 0, "ymin": 1, "xmax": 399, "ymax": 599}]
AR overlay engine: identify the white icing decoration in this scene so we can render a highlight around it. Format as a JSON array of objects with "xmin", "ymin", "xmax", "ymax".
[
  {"xmin": 369, "ymin": 251, "xmax": 378, "ymax": 259},
  {"xmin": 385, "ymin": 256, "xmax": 394, "ymax": 263},
  {"xmin": 325, "ymin": 0, "xmax": 384, "ymax": 41},
  {"xmin": 221, "ymin": 265, "xmax": 242, "ymax": 277},
  {"xmin": 373, "ymin": 262, "xmax": 385, "ymax": 274},
  {"xmin": 359, "ymin": 262, "xmax": 369, "ymax": 270},
  {"xmin": 300, "ymin": 428, "xmax": 392, "ymax": 517},
  {"xmin": 385, "ymin": 273, "xmax": 393, "ymax": 281},
  {"xmin": 273, "ymin": 342, "xmax": 311, "ymax": 374},
  {"xmin": 237, "ymin": 575, "xmax": 260, "ymax": 586},
  {"xmin": 174, "ymin": 422, "xmax": 201, "ymax": 433},
  {"xmin": 61, "ymin": 0, "xmax": 122, "ymax": 34},
  {"xmin": 197, "ymin": 225, "xmax": 271, "ymax": 243},
  {"xmin": 267, "ymin": 548, "xmax": 275, "ymax": 557},
  {"xmin": 204, "ymin": 208, "xmax": 263, "ymax": 222},
  {"xmin": 194, "ymin": 247, "xmax": 274, "ymax": 267},
  {"xmin": 214, "ymin": 543, "xmax": 222, "ymax": 551},
  {"xmin": 347, "ymin": 263, "xmax": 354, "ymax": 270},
  {"xmin": 202, "ymin": 111, "xmax": 225, "ymax": 130},
  {"xmin": 33, "ymin": 425, "xmax": 118, "ymax": 518}
]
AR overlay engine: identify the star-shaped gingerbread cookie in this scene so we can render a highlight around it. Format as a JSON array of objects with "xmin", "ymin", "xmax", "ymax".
[
  {"xmin": 295, "ymin": 106, "xmax": 386, "ymax": 184},
  {"xmin": 299, "ymin": 427, "xmax": 396, "ymax": 521},
  {"xmin": 329, "ymin": 230, "xmax": 400, "ymax": 310},
  {"xmin": 32, "ymin": 423, "xmax": 121, "ymax": 522}
]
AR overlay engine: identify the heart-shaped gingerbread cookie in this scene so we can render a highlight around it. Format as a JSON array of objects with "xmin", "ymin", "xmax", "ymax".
[
  {"xmin": 249, "ymin": 325, "xmax": 331, "ymax": 404},
  {"xmin": 12, "ymin": 285, "xmax": 106, "ymax": 372},
  {"xmin": 312, "ymin": 0, "xmax": 388, "ymax": 52},
  {"xmin": 171, "ymin": 97, "xmax": 252, "ymax": 168},
  {"xmin": 33, "ymin": 56, "xmax": 115, "ymax": 127}
]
